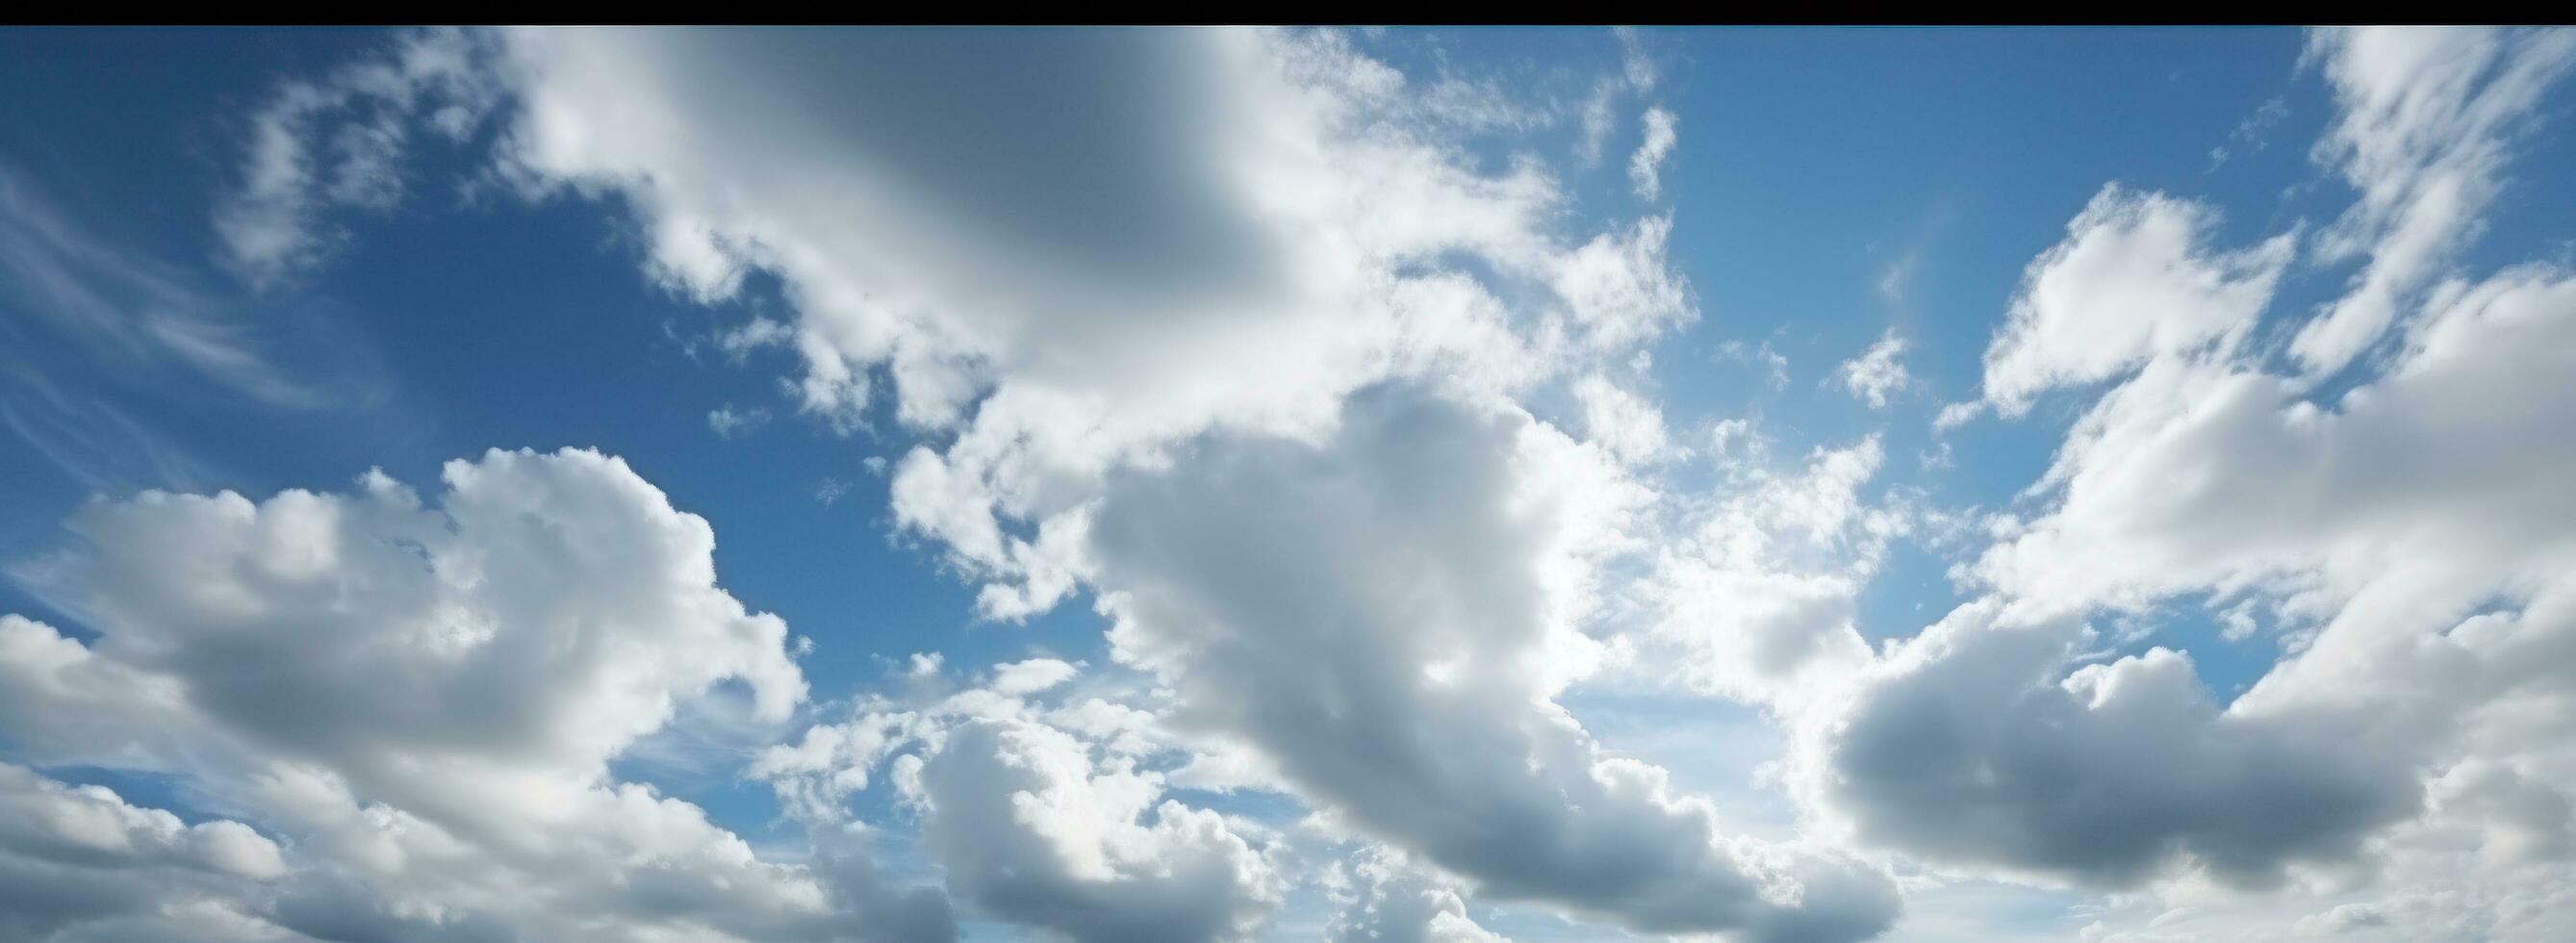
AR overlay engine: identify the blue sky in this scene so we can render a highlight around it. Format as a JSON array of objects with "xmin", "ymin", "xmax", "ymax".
[{"xmin": 3, "ymin": 26, "xmax": 2574, "ymax": 943}]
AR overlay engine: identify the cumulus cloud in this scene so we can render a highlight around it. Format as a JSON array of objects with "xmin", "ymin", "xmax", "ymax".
[
  {"xmin": 386, "ymin": 43, "xmax": 1811, "ymax": 935},
  {"xmin": 1884, "ymin": 28, "xmax": 2576, "ymax": 933},
  {"xmin": 911, "ymin": 716, "xmax": 1282, "ymax": 943},
  {"xmin": 1, "ymin": 449, "xmax": 950, "ymax": 941},
  {"xmin": 0, "ymin": 761, "xmax": 285, "ymax": 941},
  {"xmin": 1921, "ymin": 268, "xmax": 2576, "ymax": 902},
  {"xmin": 1797, "ymin": 600, "xmax": 2419, "ymax": 889},
  {"xmin": 1980, "ymin": 268, "xmax": 2576, "ymax": 619},
  {"xmin": 760, "ymin": 662, "xmax": 1285, "ymax": 942},
  {"xmin": 1832, "ymin": 330, "xmax": 1911, "ymax": 409},
  {"xmin": 1969, "ymin": 185, "xmax": 2294, "ymax": 419},
  {"xmin": 1087, "ymin": 386, "xmax": 1898, "ymax": 939}
]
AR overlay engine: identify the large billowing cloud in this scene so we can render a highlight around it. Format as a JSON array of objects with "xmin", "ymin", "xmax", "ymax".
[
  {"xmin": 1867, "ymin": 256, "xmax": 2576, "ymax": 910},
  {"xmin": 1873, "ymin": 26, "xmax": 2576, "ymax": 936},
  {"xmin": 1087, "ymin": 385, "xmax": 1898, "ymax": 940},
  {"xmin": 0, "ymin": 449, "xmax": 950, "ymax": 941},
  {"xmin": 1797, "ymin": 600, "xmax": 2420, "ymax": 889},
  {"xmin": 219, "ymin": 28, "xmax": 1692, "ymax": 625}
]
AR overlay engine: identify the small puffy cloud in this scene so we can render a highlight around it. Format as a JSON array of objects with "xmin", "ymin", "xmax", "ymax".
[
  {"xmin": 708, "ymin": 403, "xmax": 771, "ymax": 438},
  {"xmin": 1832, "ymin": 330, "xmax": 1912, "ymax": 409},
  {"xmin": 1719, "ymin": 338, "xmax": 1791, "ymax": 390},
  {"xmin": 1976, "ymin": 185, "xmax": 2293, "ymax": 418},
  {"xmin": 988, "ymin": 657, "xmax": 1082, "ymax": 697},
  {"xmin": 215, "ymin": 28, "xmax": 502, "ymax": 287}
]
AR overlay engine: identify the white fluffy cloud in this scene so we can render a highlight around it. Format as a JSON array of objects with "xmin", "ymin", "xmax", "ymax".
[
  {"xmin": 1571, "ymin": 371, "xmax": 1675, "ymax": 465},
  {"xmin": 910, "ymin": 715, "xmax": 1282, "ymax": 943},
  {"xmin": 1087, "ymin": 386, "xmax": 1898, "ymax": 940},
  {"xmin": 0, "ymin": 761, "xmax": 286, "ymax": 941},
  {"xmin": 1326, "ymin": 844, "xmax": 1505, "ymax": 943},
  {"xmin": 216, "ymin": 28, "xmax": 500, "ymax": 287},
  {"xmin": 1, "ymin": 449, "xmax": 950, "ymax": 941},
  {"xmin": 1832, "ymin": 331, "xmax": 1911, "ymax": 410},
  {"xmin": 1979, "ymin": 268, "xmax": 2576, "ymax": 622},
  {"xmin": 761, "ymin": 664, "xmax": 1285, "ymax": 943},
  {"xmin": 1636, "ymin": 432, "xmax": 1902, "ymax": 709},
  {"xmin": 1880, "ymin": 27, "xmax": 2576, "ymax": 936},
  {"xmin": 415, "ymin": 31, "xmax": 1798, "ymax": 933},
  {"xmin": 1965, "ymin": 185, "xmax": 2293, "ymax": 420},
  {"xmin": 1910, "ymin": 265, "xmax": 2576, "ymax": 906}
]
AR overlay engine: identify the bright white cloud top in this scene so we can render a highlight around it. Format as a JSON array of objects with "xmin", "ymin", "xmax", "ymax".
[{"xmin": 2, "ymin": 24, "xmax": 2574, "ymax": 943}]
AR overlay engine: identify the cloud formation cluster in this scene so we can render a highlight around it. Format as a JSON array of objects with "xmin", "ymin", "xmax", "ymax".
[
  {"xmin": 5, "ymin": 22, "xmax": 2576, "ymax": 943},
  {"xmin": 1, "ymin": 449, "xmax": 949, "ymax": 941}
]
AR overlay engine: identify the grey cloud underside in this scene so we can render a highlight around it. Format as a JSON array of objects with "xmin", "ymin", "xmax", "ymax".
[
  {"xmin": 1809, "ymin": 243, "xmax": 2576, "ymax": 921},
  {"xmin": 1089, "ymin": 385, "xmax": 1899, "ymax": 941},
  {"xmin": 1839, "ymin": 29, "xmax": 2576, "ymax": 933},
  {"xmin": 0, "ymin": 762, "xmax": 285, "ymax": 943},
  {"xmin": 512, "ymin": 28, "xmax": 1283, "ymax": 313},
  {"xmin": 1820, "ymin": 604, "xmax": 2420, "ymax": 889},
  {"xmin": 1847, "ymin": 267, "xmax": 2576, "ymax": 897}
]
